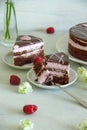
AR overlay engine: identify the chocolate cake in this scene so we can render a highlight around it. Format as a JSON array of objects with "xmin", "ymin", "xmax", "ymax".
[
  {"xmin": 33, "ymin": 52, "xmax": 70, "ymax": 85},
  {"xmin": 13, "ymin": 35, "xmax": 44, "ymax": 66},
  {"xmin": 68, "ymin": 23, "xmax": 87, "ymax": 61}
]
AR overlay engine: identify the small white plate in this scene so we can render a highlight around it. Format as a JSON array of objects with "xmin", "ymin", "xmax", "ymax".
[
  {"xmin": 3, "ymin": 51, "xmax": 32, "ymax": 70},
  {"xmin": 56, "ymin": 34, "xmax": 87, "ymax": 65},
  {"xmin": 27, "ymin": 68, "xmax": 77, "ymax": 89}
]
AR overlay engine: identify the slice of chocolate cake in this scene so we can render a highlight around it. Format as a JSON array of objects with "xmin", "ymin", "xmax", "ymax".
[
  {"xmin": 33, "ymin": 52, "xmax": 70, "ymax": 85},
  {"xmin": 13, "ymin": 35, "xmax": 44, "ymax": 66}
]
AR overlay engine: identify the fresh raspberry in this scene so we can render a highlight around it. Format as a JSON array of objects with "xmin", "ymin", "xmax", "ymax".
[
  {"xmin": 33, "ymin": 57, "xmax": 43, "ymax": 65},
  {"xmin": 10, "ymin": 75, "xmax": 20, "ymax": 85},
  {"xmin": 23, "ymin": 104, "xmax": 38, "ymax": 114},
  {"xmin": 46, "ymin": 27, "xmax": 55, "ymax": 34}
]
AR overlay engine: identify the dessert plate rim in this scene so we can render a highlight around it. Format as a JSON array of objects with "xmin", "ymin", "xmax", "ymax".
[
  {"xmin": 56, "ymin": 34, "xmax": 87, "ymax": 65},
  {"xmin": 27, "ymin": 68, "xmax": 77, "ymax": 89},
  {"xmin": 3, "ymin": 51, "xmax": 33, "ymax": 70}
]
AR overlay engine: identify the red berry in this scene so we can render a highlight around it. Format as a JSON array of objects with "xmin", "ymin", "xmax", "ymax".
[
  {"xmin": 10, "ymin": 75, "xmax": 20, "ymax": 85},
  {"xmin": 46, "ymin": 27, "xmax": 55, "ymax": 34},
  {"xmin": 23, "ymin": 104, "xmax": 38, "ymax": 114},
  {"xmin": 33, "ymin": 57, "xmax": 43, "ymax": 65}
]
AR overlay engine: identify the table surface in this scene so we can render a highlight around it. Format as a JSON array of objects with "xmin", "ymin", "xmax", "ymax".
[{"xmin": 0, "ymin": 31, "xmax": 87, "ymax": 130}]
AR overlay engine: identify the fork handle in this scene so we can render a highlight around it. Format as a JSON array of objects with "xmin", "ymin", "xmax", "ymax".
[{"xmin": 59, "ymin": 86, "xmax": 87, "ymax": 108}]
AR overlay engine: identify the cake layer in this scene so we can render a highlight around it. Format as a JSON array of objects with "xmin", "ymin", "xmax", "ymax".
[
  {"xmin": 46, "ymin": 62, "xmax": 70, "ymax": 74},
  {"xmin": 13, "ymin": 49, "xmax": 44, "ymax": 58},
  {"xmin": 13, "ymin": 41, "xmax": 44, "ymax": 54},
  {"xmin": 14, "ymin": 50, "xmax": 44, "ymax": 66},
  {"xmin": 69, "ymin": 38, "xmax": 87, "ymax": 50},
  {"xmin": 37, "ymin": 70, "xmax": 69, "ymax": 85},
  {"xmin": 68, "ymin": 43, "xmax": 87, "ymax": 61}
]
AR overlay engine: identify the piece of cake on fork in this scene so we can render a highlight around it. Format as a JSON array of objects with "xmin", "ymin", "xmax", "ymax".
[{"xmin": 13, "ymin": 35, "xmax": 44, "ymax": 66}]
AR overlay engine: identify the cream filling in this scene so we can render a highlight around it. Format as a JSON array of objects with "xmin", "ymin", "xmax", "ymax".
[
  {"xmin": 69, "ymin": 38, "xmax": 87, "ymax": 51},
  {"xmin": 49, "ymin": 70, "xmax": 64, "ymax": 77},
  {"xmin": 13, "ymin": 49, "xmax": 43, "ymax": 59},
  {"xmin": 46, "ymin": 62, "xmax": 70, "ymax": 74},
  {"xmin": 13, "ymin": 42, "xmax": 44, "ymax": 53},
  {"xmin": 38, "ymin": 70, "xmax": 49, "ymax": 84}
]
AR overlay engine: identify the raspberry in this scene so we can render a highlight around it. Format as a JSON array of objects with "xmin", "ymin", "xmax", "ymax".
[
  {"xmin": 46, "ymin": 27, "xmax": 55, "ymax": 34},
  {"xmin": 33, "ymin": 57, "xmax": 43, "ymax": 65},
  {"xmin": 10, "ymin": 75, "xmax": 20, "ymax": 85},
  {"xmin": 23, "ymin": 104, "xmax": 38, "ymax": 114}
]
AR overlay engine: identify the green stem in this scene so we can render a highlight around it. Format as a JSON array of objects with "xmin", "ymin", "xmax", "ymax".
[
  {"xmin": 11, "ymin": 2, "xmax": 18, "ymax": 36},
  {"xmin": 4, "ymin": 0, "xmax": 18, "ymax": 40},
  {"xmin": 4, "ymin": 1, "xmax": 10, "ymax": 39}
]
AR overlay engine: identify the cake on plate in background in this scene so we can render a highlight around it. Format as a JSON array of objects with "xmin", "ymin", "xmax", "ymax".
[
  {"xmin": 13, "ymin": 35, "xmax": 44, "ymax": 66},
  {"xmin": 33, "ymin": 52, "xmax": 70, "ymax": 85},
  {"xmin": 68, "ymin": 22, "xmax": 87, "ymax": 61}
]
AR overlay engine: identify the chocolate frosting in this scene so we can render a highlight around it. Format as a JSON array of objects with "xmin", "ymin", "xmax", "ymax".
[
  {"xmin": 48, "ymin": 52, "xmax": 69, "ymax": 65},
  {"xmin": 70, "ymin": 23, "xmax": 87, "ymax": 41},
  {"xmin": 15, "ymin": 35, "xmax": 43, "ymax": 47}
]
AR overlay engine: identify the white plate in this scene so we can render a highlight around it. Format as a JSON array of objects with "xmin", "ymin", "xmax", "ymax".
[
  {"xmin": 27, "ymin": 68, "xmax": 77, "ymax": 89},
  {"xmin": 56, "ymin": 34, "xmax": 87, "ymax": 65},
  {"xmin": 3, "ymin": 51, "xmax": 32, "ymax": 70}
]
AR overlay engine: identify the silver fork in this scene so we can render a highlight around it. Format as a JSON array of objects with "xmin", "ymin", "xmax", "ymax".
[{"xmin": 58, "ymin": 85, "xmax": 87, "ymax": 108}]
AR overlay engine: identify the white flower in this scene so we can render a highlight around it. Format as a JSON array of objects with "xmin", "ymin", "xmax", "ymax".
[
  {"xmin": 78, "ymin": 67, "xmax": 87, "ymax": 83},
  {"xmin": 19, "ymin": 119, "xmax": 34, "ymax": 130},
  {"xmin": 18, "ymin": 82, "xmax": 33, "ymax": 94},
  {"xmin": 78, "ymin": 118, "xmax": 87, "ymax": 130}
]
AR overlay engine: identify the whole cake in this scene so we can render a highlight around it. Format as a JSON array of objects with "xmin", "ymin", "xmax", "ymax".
[
  {"xmin": 68, "ymin": 22, "xmax": 87, "ymax": 61},
  {"xmin": 33, "ymin": 52, "xmax": 70, "ymax": 85},
  {"xmin": 13, "ymin": 35, "xmax": 44, "ymax": 66}
]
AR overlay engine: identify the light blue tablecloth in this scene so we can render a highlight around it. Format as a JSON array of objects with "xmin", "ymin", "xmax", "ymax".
[{"xmin": 0, "ymin": 31, "xmax": 87, "ymax": 130}]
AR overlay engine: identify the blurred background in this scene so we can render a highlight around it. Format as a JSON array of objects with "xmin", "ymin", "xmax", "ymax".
[{"xmin": 0, "ymin": 0, "xmax": 87, "ymax": 32}]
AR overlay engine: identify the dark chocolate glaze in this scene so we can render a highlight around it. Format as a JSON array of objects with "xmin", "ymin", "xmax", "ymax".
[
  {"xmin": 15, "ymin": 35, "xmax": 43, "ymax": 47},
  {"xmin": 70, "ymin": 23, "xmax": 87, "ymax": 41},
  {"xmin": 48, "ymin": 52, "xmax": 69, "ymax": 65}
]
